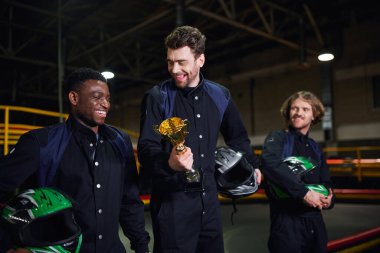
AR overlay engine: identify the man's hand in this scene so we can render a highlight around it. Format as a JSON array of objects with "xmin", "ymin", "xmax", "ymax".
[
  {"xmin": 321, "ymin": 188, "xmax": 333, "ymax": 209},
  {"xmin": 168, "ymin": 146, "xmax": 193, "ymax": 172},
  {"xmin": 254, "ymin": 169, "xmax": 262, "ymax": 185},
  {"xmin": 303, "ymin": 190, "xmax": 324, "ymax": 210}
]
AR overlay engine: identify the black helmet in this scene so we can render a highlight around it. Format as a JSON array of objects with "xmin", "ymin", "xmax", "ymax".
[
  {"xmin": 214, "ymin": 147, "xmax": 259, "ymax": 198},
  {"xmin": 1, "ymin": 187, "xmax": 82, "ymax": 253}
]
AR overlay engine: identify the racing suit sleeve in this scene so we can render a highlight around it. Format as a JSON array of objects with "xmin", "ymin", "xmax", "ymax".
[
  {"xmin": 137, "ymin": 89, "xmax": 176, "ymax": 178},
  {"xmin": 0, "ymin": 132, "xmax": 40, "ymax": 202},
  {"xmin": 119, "ymin": 134, "xmax": 150, "ymax": 253},
  {"xmin": 261, "ymin": 130, "xmax": 309, "ymax": 199},
  {"xmin": 219, "ymin": 99, "xmax": 259, "ymax": 168},
  {"xmin": 0, "ymin": 132, "xmax": 41, "ymax": 251},
  {"xmin": 319, "ymin": 152, "xmax": 335, "ymax": 209}
]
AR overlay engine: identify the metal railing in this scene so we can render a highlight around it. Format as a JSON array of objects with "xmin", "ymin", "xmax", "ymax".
[
  {"xmin": 324, "ymin": 147, "xmax": 380, "ymax": 182},
  {"xmin": 1, "ymin": 105, "xmax": 380, "ymax": 182},
  {"xmin": 0, "ymin": 105, "xmax": 68, "ymax": 155},
  {"xmin": 0, "ymin": 105, "xmax": 141, "ymax": 155}
]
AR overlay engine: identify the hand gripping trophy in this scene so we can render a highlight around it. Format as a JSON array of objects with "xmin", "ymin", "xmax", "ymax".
[{"xmin": 154, "ymin": 117, "xmax": 203, "ymax": 192}]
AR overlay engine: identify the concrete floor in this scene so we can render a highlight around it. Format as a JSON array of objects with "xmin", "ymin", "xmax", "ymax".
[{"xmin": 120, "ymin": 202, "xmax": 380, "ymax": 253}]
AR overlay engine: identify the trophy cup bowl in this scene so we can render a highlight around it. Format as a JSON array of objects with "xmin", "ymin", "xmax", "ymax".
[{"xmin": 154, "ymin": 117, "xmax": 201, "ymax": 185}]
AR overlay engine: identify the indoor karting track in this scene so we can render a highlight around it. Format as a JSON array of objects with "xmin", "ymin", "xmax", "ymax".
[{"xmin": 120, "ymin": 190, "xmax": 380, "ymax": 253}]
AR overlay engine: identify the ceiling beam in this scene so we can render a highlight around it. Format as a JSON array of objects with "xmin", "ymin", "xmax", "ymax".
[
  {"xmin": 252, "ymin": 0, "xmax": 272, "ymax": 34},
  {"xmin": 0, "ymin": 53, "xmax": 57, "ymax": 67},
  {"xmin": 303, "ymin": 4, "xmax": 324, "ymax": 46},
  {"xmin": 187, "ymin": 4, "xmax": 317, "ymax": 55},
  {"xmin": 68, "ymin": 8, "xmax": 173, "ymax": 62}
]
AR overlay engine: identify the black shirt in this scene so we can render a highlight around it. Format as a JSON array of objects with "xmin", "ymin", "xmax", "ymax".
[
  {"xmin": 0, "ymin": 116, "xmax": 150, "ymax": 253},
  {"xmin": 138, "ymin": 76, "xmax": 259, "ymax": 194}
]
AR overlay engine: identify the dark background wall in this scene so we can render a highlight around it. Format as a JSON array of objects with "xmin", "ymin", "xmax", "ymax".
[{"xmin": 109, "ymin": 19, "xmax": 380, "ymax": 147}]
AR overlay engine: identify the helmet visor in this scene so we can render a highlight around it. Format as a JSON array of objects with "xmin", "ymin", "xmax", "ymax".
[{"xmin": 20, "ymin": 208, "xmax": 81, "ymax": 247}]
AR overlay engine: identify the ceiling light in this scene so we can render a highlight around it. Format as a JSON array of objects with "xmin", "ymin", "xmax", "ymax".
[
  {"xmin": 318, "ymin": 52, "xmax": 334, "ymax": 62},
  {"xmin": 101, "ymin": 71, "xmax": 115, "ymax": 79}
]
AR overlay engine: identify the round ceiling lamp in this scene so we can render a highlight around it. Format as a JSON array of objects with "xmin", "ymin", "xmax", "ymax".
[
  {"xmin": 101, "ymin": 71, "xmax": 115, "ymax": 79},
  {"xmin": 317, "ymin": 52, "xmax": 334, "ymax": 62}
]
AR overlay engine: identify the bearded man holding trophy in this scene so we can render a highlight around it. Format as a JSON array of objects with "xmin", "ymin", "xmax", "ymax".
[{"xmin": 138, "ymin": 26, "xmax": 262, "ymax": 253}]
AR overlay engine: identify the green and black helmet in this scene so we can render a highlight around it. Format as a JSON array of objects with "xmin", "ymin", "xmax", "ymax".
[
  {"xmin": 283, "ymin": 156, "xmax": 317, "ymax": 177},
  {"xmin": 1, "ymin": 187, "xmax": 82, "ymax": 253},
  {"xmin": 284, "ymin": 156, "xmax": 329, "ymax": 196},
  {"xmin": 269, "ymin": 156, "xmax": 328, "ymax": 198}
]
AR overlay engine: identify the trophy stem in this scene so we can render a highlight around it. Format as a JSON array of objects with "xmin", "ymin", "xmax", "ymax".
[{"xmin": 175, "ymin": 142, "xmax": 187, "ymax": 154}]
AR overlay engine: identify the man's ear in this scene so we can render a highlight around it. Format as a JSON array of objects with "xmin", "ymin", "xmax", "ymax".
[
  {"xmin": 68, "ymin": 91, "xmax": 78, "ymax": 106},
  {"xmin": 198, "ymin": 53, "xmax": 205, "ymax": 68}
]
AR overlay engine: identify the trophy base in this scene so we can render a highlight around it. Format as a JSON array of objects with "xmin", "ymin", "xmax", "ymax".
[{"xmin": 184, "ymin": 170, "xmax": 204, "ymax": 192}]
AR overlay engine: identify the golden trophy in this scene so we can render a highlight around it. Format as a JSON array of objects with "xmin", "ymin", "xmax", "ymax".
[{"xmin": 154, "ymin": 117, "xmax": 203, "ymax": 192}]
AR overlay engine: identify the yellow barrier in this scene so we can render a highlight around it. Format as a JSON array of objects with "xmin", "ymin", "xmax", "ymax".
[
  {"xmin": 0, "ymin": 105, "xmax": 68, "ymax": 155},
  {"xmin": 0, "ymin": 105, "xmax": 139, "ymax": 155},
  {"xmin": 324, "ymin": 147, "xmax": 380, "ymax": 182}
]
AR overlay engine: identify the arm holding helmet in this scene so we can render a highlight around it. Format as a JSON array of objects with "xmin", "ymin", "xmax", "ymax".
[
  {"xmin": 219, "ymin": 99, "xmax": 261, "ymax": 184},
  {"xmin": 261, "ymin": 131, "xmax": 310, "ymax": 199},
  {"xmin": 300, "ymin": 140, "xmax": 335, "ymax": 209},
  {"xmin": 316, "ymin": 152, "xmax": 335, "ymax": 209},
  {"xmin": 0, "ymin": 132, "xmax": 43, "ymax": 252},
  {"xmin": 262, "ymin": 130, "xmax": 334, "ymax": 209},
  {"xmin": 0, "ymin": 132, "xmax": 40, "ymax": 202}
]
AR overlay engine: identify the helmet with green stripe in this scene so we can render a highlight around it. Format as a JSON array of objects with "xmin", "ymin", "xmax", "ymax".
[
  {"xmin": 1, "ymin": 188, "xmax": 82, "ymax": 253},
  {"xmin": 269, "ymin": 156, "xmax": 327, "ymax": 198},
  {"xmin": 283, "ymin": 156, "xmax": 317, "ymax": 177}
]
